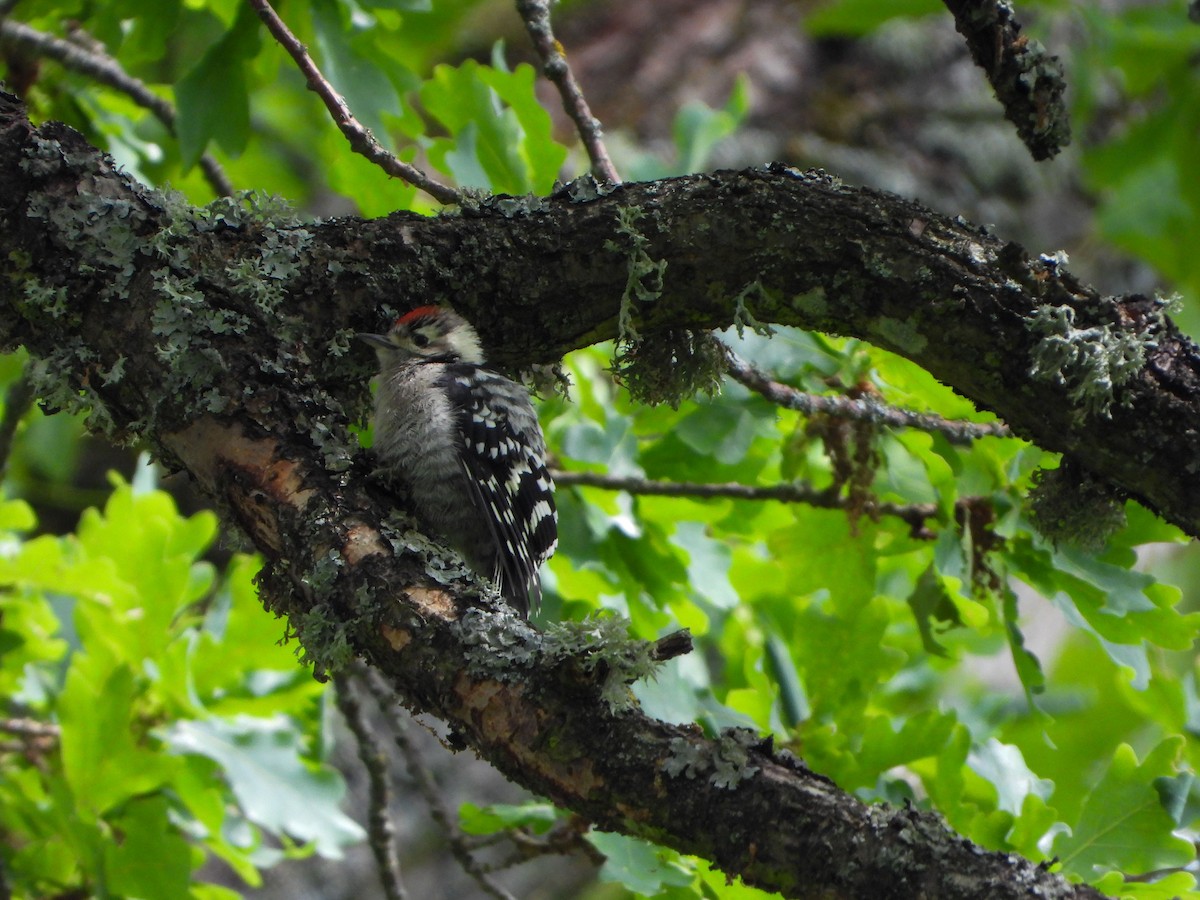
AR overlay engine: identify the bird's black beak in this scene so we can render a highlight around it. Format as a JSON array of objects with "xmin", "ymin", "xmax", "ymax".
[{"xmin": 356, "ymin": 332, "xmax": 392, "ymax": 350}]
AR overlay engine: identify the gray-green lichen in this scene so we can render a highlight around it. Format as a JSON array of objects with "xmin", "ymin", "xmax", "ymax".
[
  {"xmin": 606, "ymin": 205, "xmax": 667, "ymax": 346},
  {"xmin": 555, "ymin": 174, "xmax": 618, "ymax": 204},
  {"xmin": 603, "ymin": 206, "xmax": 728, "ymax": 406},
  {"xmin": 731, "ymin": 281, "xmax": 776, "ymax": 338},
  {"xmin": 454, "ymin": 611, "xmax": 663, "ymax": 712},
  {"xmin": 791, "ymin": 286, "xmax": 828, "ymax": 319},
  {"xmin": 870, "ymin": 316, "xmax": 928, "ymax": 355},
  {"xmin": 1027, "ymin": 303, "xmax": 1157, "ymax": 420},
  {"xmin": 381, "ymin": 508, "xmax": 475, "ymax": 587},
  {"xmin": 664, "ymin": 727, "xmax": 761, "ymax": 790}
]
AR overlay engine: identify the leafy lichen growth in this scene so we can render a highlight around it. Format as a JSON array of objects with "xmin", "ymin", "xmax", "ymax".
[
  {"xmin": 454, "ymin": 611, "xmax": 664, "ymax": 712},
  {"xmin": 664, "ymin": 728, "xmax": 761, "ymax": 790},
  {"xmin": 731, "ymin": 281, "xmax": 776, "ymax": 339},
  {"xmin": 540, "ymin": 616, "xmax": 662, "ymax": 711},
  {"xmin": 606, "ymin": 206, "xmax": 668, "ymax": 346},
  {"xmin": 1027, "ymin": 460, "xmax": 1126, "ymax": 553},
  {"xmin": 1027, "ymin": 303, "xmax": 1157, "ymax": 420},
  {"xmin": 603, "ymin": 206, "xmax": 726, "ymax": 406},
  {"xmin": 611, "ymin": 328, "xmax": 725, "ymax": 409}
]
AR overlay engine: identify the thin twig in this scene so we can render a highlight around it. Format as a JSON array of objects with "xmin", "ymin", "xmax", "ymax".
[
  {"xmin": 246, "ymin": 0, "xmax": 461, "ymax": 206},
  {"xmin": 514, "ymin": 0, "xmax": 620, "ymax": 185},
  {"xmin": 333, "ymin": 674, "xmax": 408, "ymax": 900},
  {"xmin": 361, "ymin": 669, "xmax": 520, "ymax": 900},
  {"xmin": 0, "ymin": 371, "xmax": 33, "ymax": 481},
  {"xmin": 0, "ymin": 717, "xmax": 59, "ymax": 739},
  {"xmin": 553, "ymin": 469, "xmax": 945, "ymax": 535},
  {"xmin": 476, "ymin": 816, "xmax": 602, "ymax": 873},
  {"xmin": 0, "ymin": 19, "xmax": 234, "ymax": 197},
  {"xmin": 725, "ymin": 350, "xmax": 1012, "ymax": 444}
]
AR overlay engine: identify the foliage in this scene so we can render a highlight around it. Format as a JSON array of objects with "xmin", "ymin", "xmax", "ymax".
[
  {"xmin": 0, "ymin": 479, "xmax": 360, "ymax": 897},
  {"xmin": 4, "ymin": 1, "xmax": 1200, "ymax": 899}
]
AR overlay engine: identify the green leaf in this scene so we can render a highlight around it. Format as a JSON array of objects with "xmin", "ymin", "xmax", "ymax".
[
  {"xmin": 1054, "ymin": 739, "xmax": 1195, "ymax": 878},
  {"xmin": 161, "ymin": 715, "xmax": 365, "ymax": 858},
  {"xmin": 1092, "ymin": 871, "xmax": 1198, "ymax": 900},
  {"xmin": 103, "ymin": 796, "xmax": 192, "ymax": 897},
  {"xmin": 835, "ymin": 710, "xmax": 958, "ymax": 792},
  {"xmin": 174, "ymin": 4, "xmax": 260, "ymax": 168},
  {"xmin": 672, "ymin": 74, "xmax": 750, "ymax": 174},
  {"xmin": 968, "ymin": 739, "xmax": 1053, "ymax": 816},
  {"xmin": 1002, "ymin": 586, "xmax": 1047, "ymax": 706},
  {"xmin": 805, "ymin": 0, "xmax": 942, "ymax": 36},
  {"xmin": 906, "ymin": 563, "xmax": 963, "ymax": 657},
  {"xmin": 458, "ymin": 802, "xmax": 560, "ymax": 836},
  {"xmin": 420, "ymin": 60, "xmax": 568, "ymax": 194},
  {"xmin": 587, "ymin": 831, "xmax": 695, "ymax": 895},
  {"xmin": 477, "ymin": 61, "xmax": 569, "ymax": 192},
  {"xmin": 1006, "ymin": 794, "xmax": 1061, "ymax": 861},
  {"xmin": 360, "ymin": 0, "xmax": 431, "ymax": 9},
  {"xmin": 0, "ymin": 498, "xmax": 36, "ymax": 531},
  {"xmin": 58, "ymin": 662, "xmax": 177, "ymax": 816},
  {"xmin": 311, "ymin": 0, "xmax": 404, "ymax": 138}
]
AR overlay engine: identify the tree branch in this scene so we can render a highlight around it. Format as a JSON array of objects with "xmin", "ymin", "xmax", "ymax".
[
  {"xmin": 334, "ymin": 673, "xmax": 409, "ymax": 900},
  {"xmin": 941, "ymin": 0, "xmax": 1070, "ymax": 160},
  {"xmin": 515, "ymin": 0, "xmax": 620, "ymax": 185},
  {"xmin": 0, "ymin": 92, "xmax": 1163, "ymax": 898},
  {"xmin": 246, "ymin": 0, "xmax": 461, "ymax": 206},
  {"xmin": 553, "ymin": 469, "xmax": 948, "ymax": 536},
  {"xmin": 361, "ymin": 670, "xmax": 520, "ymax": 900},
  {"xmin": 0, "ymin": 19, "xmax": 234, "ymax": 197},
  {"xmin": 724, "ymin": 349, "xmax": 1012, "ymax": 444}
]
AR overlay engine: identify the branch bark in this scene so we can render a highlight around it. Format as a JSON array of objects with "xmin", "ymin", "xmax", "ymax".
[{"xmin": 0, "ymin": 89, "xmax": 1170, "ymax": 898}]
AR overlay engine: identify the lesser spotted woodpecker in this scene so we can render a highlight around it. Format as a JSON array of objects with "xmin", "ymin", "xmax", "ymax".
[{"xmin": 359, "ymin": 306, "xmax": 557, "ymax": 617}]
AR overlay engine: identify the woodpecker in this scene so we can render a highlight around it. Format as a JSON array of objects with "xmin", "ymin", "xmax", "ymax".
[{"xmin": 358, "ymin": 306, "xmax": 557, "ymax": 617}]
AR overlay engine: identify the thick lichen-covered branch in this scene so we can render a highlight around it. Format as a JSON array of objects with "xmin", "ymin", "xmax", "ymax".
[{"xmin": 0, "ymin": 90, "xmax": 1122, "ymax": 900}]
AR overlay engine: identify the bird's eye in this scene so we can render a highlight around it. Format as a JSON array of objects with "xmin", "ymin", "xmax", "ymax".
[{"xmin": 412, "ymin": 332, "xmax": 430, "ymax": 348}]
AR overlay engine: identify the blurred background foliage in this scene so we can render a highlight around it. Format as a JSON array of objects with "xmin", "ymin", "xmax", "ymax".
[{"xmin": 3, "ymin": 0, "xmax": 1200, "ymax": 898}]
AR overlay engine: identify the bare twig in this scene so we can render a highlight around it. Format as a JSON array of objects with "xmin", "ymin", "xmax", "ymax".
[
  {"xmin": 361, "ymin": 670, "xmax": 519, "ymax": 900},
  {"xmin": 553, "ymin": 469, "xmax": 945, "ymax": 535},
  {"xmin": 477, "ymin": 816, "xmax": 602, "ymax": 873},
  {"xmin": 0, "ymin": 19, "xmax": 234, "ymax": 196},
  {"xmin": 725, "ymin": 350, "xmax": 1012, "ymax": 444},
  {"xmin": 514, "ymin": 0, "xmax": 620, "ymax": 185},
  {"xmin": 0, "ymin": 717, "xmax": 59, "ymax": 739},
  {"xmin": 941, "ymin": 0, "xmax": 1070, "ymax": 160},
  {"xmin": 333, "ymin": 674, "xmax": 408, "ymax": 900},
  {"xmin": 0, "ymin": 370, "xmax": 33, "ymax": 480},
  {"xmin": 246, "ymin": 0, "xmax": 461, "ymax": 206},
  {"xmin": 652, "ymin": 629, "xmax": 693, "ymax": 662}
]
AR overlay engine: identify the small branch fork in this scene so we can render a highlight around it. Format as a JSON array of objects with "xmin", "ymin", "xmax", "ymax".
[
  {"xmin": 725, "ymin": 350, "xmax": 1013, "ymax": 445},
  {"xmin": 0, "ymin": 19, "xmax": 234, "ymax": 196},
  {"xmin": 246, "ymin": 0, "xmax": 462, "ymax": 207},
  {"xmin": 358, "ymin": 670, "xmax": 522, "ymax": 900},
  {"xmin": 514, "ymin": 0, "xmax": 620, "ymax": 185}
]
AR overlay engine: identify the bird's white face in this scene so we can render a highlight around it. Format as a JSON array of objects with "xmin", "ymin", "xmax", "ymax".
[{"xmin": 357, "ymin": 307, "xmax": 485, "ymax": 366}]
